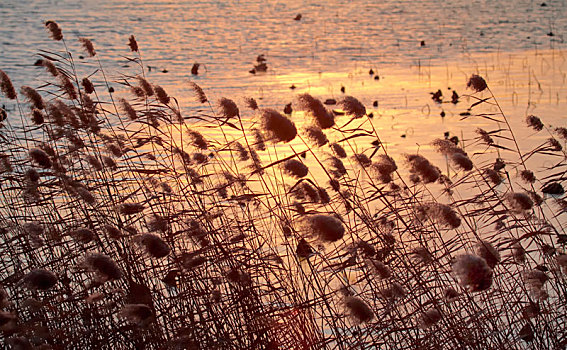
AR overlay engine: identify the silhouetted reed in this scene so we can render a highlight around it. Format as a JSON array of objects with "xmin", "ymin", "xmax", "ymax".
[{"xmin": 0, "ymin": 24, "xmax": 565, "ymax": 350}]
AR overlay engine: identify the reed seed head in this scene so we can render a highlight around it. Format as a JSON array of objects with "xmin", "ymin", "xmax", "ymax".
[
  {"xmin": 135, "ymin": 233, "xmax": 170, "ymax": 258},
  {"xmin": 282, "ymin": 159, "xmax": 308, "ymax": 178},
  {"xmin": 244, "ymin": 97, "xmax": 258, "ymax": 110},
  {"xmin": 45, "ymin": 20, "xmax": 63, "ymax": 41},
  {"xmin": 548, "ymin": 137, "xmax": 562, "ymax": 151},
  {"xmin": 370, "ymin": 155, "xmax": 398, "ymax": 183},
  {"xmin": 555, "ymin": 127, "xmax": 567, "ymax": 141},
  {"xmin": 218, "ymin": 97, "xmax": 239, "ymax": 118},
  {"xmin": 405, "ymin": 154, "xmax": 440, "ymax": 183},
  {"xmin": 0, "ymin": 69, "xmax": 16, "ymax": 100},
  {"xmin": 381, "ymin": 282, "xmax": 407, "ymax": 300},
  {"xmin": 452, "ymin": 254, "xmax": 493, "ymax": 292},
  {"xmin": 485, "ymin": 168, "xmax": 502, "ymax": 185},
  {"xmin": 353, "ymin": 153, "xmax": 372, "ymax": 168},
  {"xmin": 23, "ymin": 269, "xmax": 57, "ymax": 290},
  {"xmin": 57, "ymin": 74, "xmax": 78, "ymax": 100},
  {"xmin": 153, "ymin": 85, "xmax": 170, "ymax": 104},
  {"xmin": 82, "ymin": 77, "xmax": 95, "ymax": 94},
  {"xmin": 20, "ymin": 86, "xmax": 44, "ymax": 110},
  {"xmin": 70, "ymin": 227, "xmax": 96, "ymax": 243},
  {"xmin": 137, "ymin": 76, "xmax": 154, "ymax": 96},
  {"xmin": 339, "ymin": 96, "xmax": 366, "ymax": 118},
  {"xmin": 78, "ymin": 37, "xmax": 96, "ymax": 57},
  {"xmin": 117, "ymin": 202, "xmax": 145, "ymax": 215},
  {"xmin": 251, "ymin": 128, "xmax": 266, "ymax": 151},
  {"xmin": 520, "ymin": 170, "xmax": 536, "ymax": 184},
  {"xmin": 512, "ymin": 243, "xmax": 526, "ymax": 264},
  {"xmin": 29, "ymin": 148, "xmax": 52, "ymax": 168},
  {"xmin": 83, "ymin": 253, "xmax": 122, "ymax": 281},
  {"xmin": 259, "ymin": 108, "xmax": 297, "ymax": 143},
  {"xmin": 119, "ymin": 304, "xmax": 153, "ymax": 326},
  {"xmin": 119, "ymin": 98, "xmax": 137, "ymax": 121},
  {"xmin": 474, "ymin": 240, "xmax": 500, "ymax": 269},
  {"xmin": 506, "ymin": 192, "xmax": 534, "ymax": 213},
  {"xmin": 467, "ymin": 74, "xmax": 487, "ymax": 92},
  {"xmin": 31, "ymin": 108, "xmax": 44, "ymax": 125},
  {"xmin": 345, "ymin": 296, "xmax": 374, "ymax": 324},
  {"xmin": 556, "ymin": 254, "xmax": 567, "ymax": 273},
  {"xmin": 183, "ymin": 131, "xmax": 207, "ymax": 151},
  {"xmin": 234, "ymin": 141, "xmax": 249, "ymax": 161},
  {"xmin": 128, "ymin": 35, "xmax": 139, "ymax": 52},
  {"xmin": 304, "ymin": 214, "xmax": 345, "ymax": 242},
  {"xmin": 418, "ymin": 308, "xmax": 442, "ymax": 329},
  {"xmin": 297, "ymin": 93, "xmax": 335, "ymax": 129},
  {"xmin": 330, "ymin": 143, "xmax": 347, "ymax": 158},
  {"xmin": 303, "ymin": 125, "xmax": 328, "ymax": 147},
  {"xmin": 523, "ymin": 269, "xmax": 549, "ymax": 300},
  {"xmin": 40, "ymin": 59, "xmax": 58, "ymax": 76},
  {"xmin": 368, "ymin": 259, "xmax": 391, "ymax": 280},
  {"xmin": 526, "ymin": 115, "xmax": 544, "ymax": 131},
  {"xmin": 189, "ymin": 81, "xmax": 207, "ymax": 103},
  {"xmin": 476, "ymin": 128, "xmax": 494, "ymax": 145}
]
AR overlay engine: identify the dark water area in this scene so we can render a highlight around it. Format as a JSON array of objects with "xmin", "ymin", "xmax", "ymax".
[{"xmin": 1, "ymin": 0, "xmax": 565, "ymax": 103}]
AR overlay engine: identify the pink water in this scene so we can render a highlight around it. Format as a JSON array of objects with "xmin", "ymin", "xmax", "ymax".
[{"xmin": 1, "ymin": 0, "xmax": 566, "ymax": 159}]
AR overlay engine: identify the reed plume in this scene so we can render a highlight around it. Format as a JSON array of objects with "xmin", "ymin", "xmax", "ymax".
[
  {"xmin": 79, "ymin": 37, "xmax": 96, "ymax": 57},
  {"xmin": 0, "ymin": 69, "xmax": 16, "ymax": 100},
  {"xmin": 259, "ymin": 108, "xmax": 297, "ymax": 143},
  {"xmin": 303, "ymin": 214, "xmax": 345, "ymax": 242},
  {"xmin": 45, "ymin": 20, "xmax": 63, "ymax": 41},
  {"xmin": 345, "ymin": 296, "xmax": 374, "ymax": 324},
  {"xmin": 218, "ymin": 97, "xmax": 239, "ymax": 118},
  {"xmin": 23, "ymin": 269, "xmax": 58, "ymax": 290},
  {"xmin": 296, "ymin": 93, "xmax": 335, "ymax": 129},
  {"xmin": 338, "ymin": 96, "xmax": 366, "ymax": 118},
  {"xmin": 128, "ymin": 35, "xmax": 139, "ymax": 52},
  {"xmin": 452, "ymin": 254, "xmax": 493, "ymax": 292},
  {"xmin": 189, "ymin": 81, "xmax": 207, "ymax": 103},
  {"xmin": 467, "ymin": 74, "xmax": 487, "ymax": 92}
]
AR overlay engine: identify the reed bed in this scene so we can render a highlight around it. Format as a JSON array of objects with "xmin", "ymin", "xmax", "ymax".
[{"xmin": 0, "ymin": 22, "xmax": 566, "ymax": 349}]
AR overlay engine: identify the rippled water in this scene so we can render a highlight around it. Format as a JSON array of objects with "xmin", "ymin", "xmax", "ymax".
[
  {"xmin": 2, "ymin": 0, "xmax": 565, "ymax": 71},
  {"xmin": 1, "ymin": 0, "xmax": 567, "ymax": 155}
]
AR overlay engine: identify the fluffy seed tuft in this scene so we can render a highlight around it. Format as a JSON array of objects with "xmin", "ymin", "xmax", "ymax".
[
  {"xmin": 117, "ymin": 202, "xmax": 145, "ymax": 215},
  {"xmin": 405, "ymin": 154, "xmax": 440, "ymax": 183},
  {"xmin": 134, "ymin": 233, "xmax": 170, "ymax": 258},
  {"xmin": 506, "ymin": 192, "xmax": 534, "ymax": 213},
  {"xmin": 78, "ymin": 37, "xmax": 96, "ymax": 57},
  {"xmin": 345, "ymin": 296, "xmax": 374, "ymax": 324},
  {"xmin": 452, "ymin": 254, "xmax": 493, "ymax": 292},
  {"xmin": 338, "ymin": 96, "xmax": 366, "ymax": 118},
  {"xmin": 467, "ymin": 74, "xmax": 487, "ymax": 92},
  {"xmin": 23, "ymin": 269, "xmax": 57, "ymax": 290},
  {"xmin": 45, "ymin": 20, "xmax": 63, "ymax": 41},
  {"xmin": 296, "ymin": 93, "xmax": 335, "ymax": 129},
  {"xmin": 282, "ymin": 159, "xmax": 308, "ymax": 178},
  {"xmin": 119, "ymin": 304, "xmax": 153, "ymax": 326},
  {"xmin": 83, "ymin": 253, "xmax": 122, "ymax": 281},
  {"xmin": 526, "ymin": 115, "xmax": 544, "ymax": 131},
  {"xmin": 474, "ymin": 240, "xmax": 500, "ymax": 269},
  {"xmin": 304, "ymin": 214, "xmax": 345, "ymax": 242},
  {"xmin": 218, "ymin": 98, "xmax": 239, "ymax": 118},
  {"xmin": 29, "ymin": 148, "xmax": 52, "ymax": 168},
  {"xmin": 128, "ymin": 35, "xmax": 139, "ymax": 52},
  {"xmin": 189, "ymin": 81, "xmax": 207, "ymax": 103},
  {"xmin": 0, "ymin": 70, "xmax": 16, "ymax": 100},
  {"xmin": 259, "ymin": 109, "xmax": 297, "ymax": 143}
]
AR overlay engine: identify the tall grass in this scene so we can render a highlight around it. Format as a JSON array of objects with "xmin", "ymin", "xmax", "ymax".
[{"xmin": 0, "ymin": 22, "xmax": 565, "ymax": 349}]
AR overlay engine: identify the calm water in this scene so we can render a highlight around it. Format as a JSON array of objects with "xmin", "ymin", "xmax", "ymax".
[{"xmin": 1, "ymin": 0, "xmax": 567, "ymax": 156}]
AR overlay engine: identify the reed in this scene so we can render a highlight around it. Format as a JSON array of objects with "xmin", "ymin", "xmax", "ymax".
[{"xmin": 0, "ymin": 22, "xmax": 564, "ymax": 350}]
